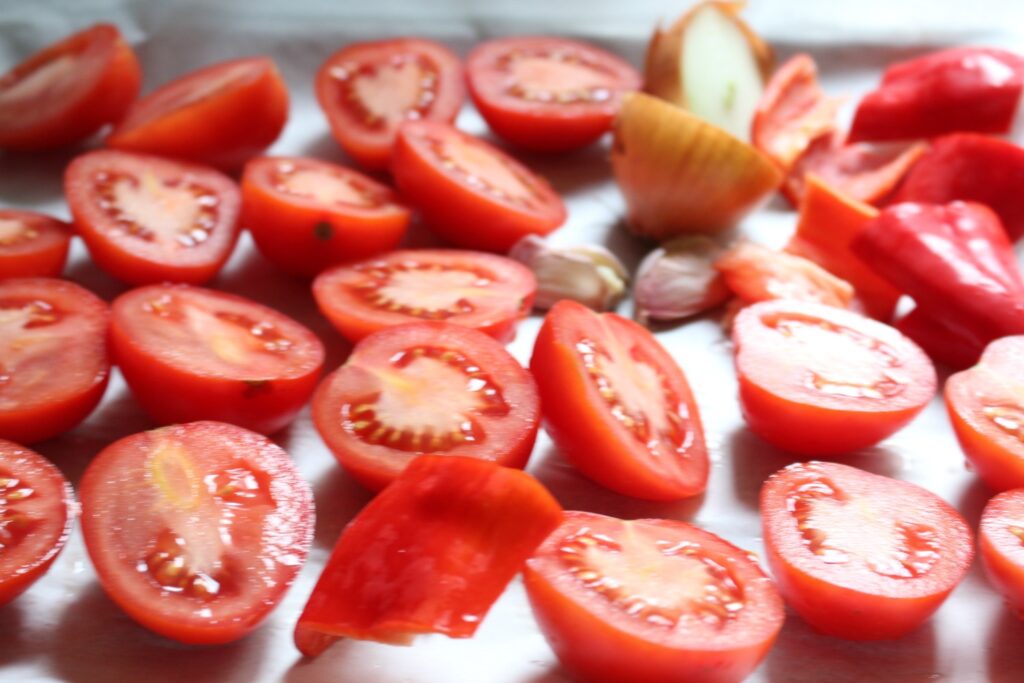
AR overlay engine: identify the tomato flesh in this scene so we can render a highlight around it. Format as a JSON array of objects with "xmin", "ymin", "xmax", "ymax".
[
  {"xmin": 715, "ymin": 240, "xmax": 855, "ymax": 309},
  {"xmin": 761, "ymin": 461, "xmax": 973, "ymax": 639},
  {"xmin": 979, "ymin": 490, "xmax": 1024, "ymax": 617},
  {"xmin": 524, "ymin": 511, "xmax": 784, "ymax": 683},
  {"xmin": 0, "ymin": 210, "xmax": 72, "ymax": 279},
  {"xmin": 80, "ymin": 421, "xmax": 314, "ymax": 644},
  {"xmin": 110, "ymin": 284, "xmax": 325, "ymax": 435}
]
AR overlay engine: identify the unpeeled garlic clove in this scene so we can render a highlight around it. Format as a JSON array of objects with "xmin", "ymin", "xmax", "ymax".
[
  {"xmin": 634, "ymin": 235, "xmax": 730, "ymax": 324},
  {"xmin": 509, "ymin": 235, "xmax": 629, "ymax": 311}
]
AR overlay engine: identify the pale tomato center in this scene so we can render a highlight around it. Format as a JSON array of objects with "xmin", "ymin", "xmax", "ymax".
[
  {"xmin": 0, "ymin": 54, "xmax": 79, "ymax": 121},
  {"xmin": 0, "ymin": 473, "xmax": 36, "ymax": 552},
  {"xmin": 372, "ymin": 268, "xmax": 491, "ymax": 316},
  {"xmin": 439, "ymin": 135, "xmax": 536, "ymax": 204},
  {"xmin": 507, "ymin": 55, "xmax": 615, "ymax": 103},
  {"xmin": 352, "ymin": 60, "xmax": 433, "ymax": 124},
  {"xmin": 0, "ymin": 301, "xmax": 64, "ymax": 409},
  {"xmin": 180, "ymin": 303, "xmax": 293, "ymax": 366},
  {"xmin": 275, "ymin": 166, "xmax": 374, "ymax": 207},
  {"xmin": 0, "ymin": 218, "xmax": 37, "ymax": 246}
]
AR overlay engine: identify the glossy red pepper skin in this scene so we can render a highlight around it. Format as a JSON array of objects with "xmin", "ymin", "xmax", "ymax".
[
  {"xmin": 849, "ymin": 47, "xmax": 1024, "ymax": 142},
  {"xmin": 293, "ymin": 455, "xmax": 563, "ymax": 657},
  {"xmin": 895, "ymin": 307, "xmax": 991, "ymax": 370}
]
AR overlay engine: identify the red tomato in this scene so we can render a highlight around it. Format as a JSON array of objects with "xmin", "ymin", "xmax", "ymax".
[
  {"xmin": 979, "ymin": 489, "xmax": 1024, "ymax": 617},
  {"xmin": 761, "ymin": 461, "xmax": 974, "ymax": 639},
  {"xmin": 315, "ymin": 38, "xmax": 464, "ymax": 170},
  {"xmin": 733, "ymin": 300, "xmax": 936, "ymax": 455},
  {"xmin": 392, "ymin": 120, "xmax": 566, "ymax": 252},
  {"xmin": 110, "ymin": 284, "xmax": 325, "ymax": 435},
  {"xmin": 295, "ymin": 454, "xmax": 562, "ymax": 655},
  {"xmin": 0, "ymin": 278, "xmax": 109, "ymax": 444},
  {"xmin": 946, "ymin": 336, "xmax": 1024, "ymax": 491},
  {"xmin": 312, "ymin": 322, "xmax": 539, "ymax": 491},
  {"xmin": 524, "ymin": 511, "xmax": 784, "ymax": 683},
  {"xmin": 312, "ymin": 249, "xmax": 535, "ymax": 343},
  {"xmin": 240, "ymin": 156, "xmax": 411, "ymax": 277},
  {"xmin": 106, "ymin": 56, "xmax": 288, "ymax": 170},
  {"xmin": 715, "ymin": 240, "xmax": 855, "ymax": 309},
  {"xmin": 80, "ymin": 421, "xmax": 314, "ymax": 644},
  {"xmin": 530, "ymin": 300, "xmax": 708, "ymax": 501},
  {"xmin": 0, "ymin": 210, "xmax": 72, "ymax": 279},
  {"xmin": 65, "ymin": 150, "xmax": 242, "ymax": 285},
  {"xmin": 0, "ymin": 439, "xmax": 74, "ymax": 606},
  {"xmin": 0, "ymin": 24, "xmax": 140, "ymax": 151},
  {"xmin": 466, "ymin": 36, "xmax": 641, "ymax": 152}
]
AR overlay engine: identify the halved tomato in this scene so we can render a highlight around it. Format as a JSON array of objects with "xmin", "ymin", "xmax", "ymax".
[
  {"xmin": 761, "ymin": 461, "xmax": 973, "ymax": 639},
  {"xmin": 0, "ymin": 23, "xmax": 140, "ymax": 151},
  {"xmin": 979, "ymin": 489, "xmax": 1024, "ymax": 617},
  {"xmin": 110, "ymin": 284, "xmax": 325, "ymax": 435},
  {"xmin": 315, "ymin": 38, "xmax": 464, "ymax": 170},
  {"xmin": 715, "ymin": 240, "xmax": 855, "ymax": 309},
  {"xmin": 79, "ymin": 421, "xmax": 314, "ymax": 644},
  {"xmin": 312, "ymin": 249, "xmax": 535, "ymax": 343},
  {"xmin": 0, "ymin": 278, "xmax": 110, "ymax": 444},
  {"xmin": 524, "ymin": 511, "xmax": 785, "ymax": 683},
  {"xmin": 392, "ymin": 120, "xmax": 566, "ymax": 252},
  {"xmin": 65, "ymin": 150, "xmax": 242, "ymax": 285},
  {"xmin": 0, "ymin": 439, "xmax": 74, "ymax": 606},
  {"xmin": 312, "ymin": 322, "xmax": 539, "ymax": 491},
  {"xmin": 530, "ymin": 300, "xmax": 708, "ymax": 501},
  {"xmin": 466, "ymin": 36, "xmax": 641, "ymax": 152},
  {"xmin": 733, "ymin": 300, "xmax": 936, "ymax": 455},
  {"xmin": 106, "ymin": 56, "xmax": 288, "ymax": 170},
  {"xmin": 240, "ymin": 156, "xmax": 411, "ymax": 277},
  {"xmin": 0, "ymin": 210, "xmax": 72, "ymax": 279}
]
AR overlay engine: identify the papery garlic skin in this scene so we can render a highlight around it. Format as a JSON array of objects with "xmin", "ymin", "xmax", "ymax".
[
  {"xmin": 634, "ymin": 235, "xmax": 729, "ymax": 324},
  {"xmin": 509, "ymin": 235, "xmax": 628, "ymax": 311}
]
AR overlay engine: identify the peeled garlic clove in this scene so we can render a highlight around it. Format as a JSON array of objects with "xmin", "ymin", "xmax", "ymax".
[
  {"xmin": 509, "ymin": 235, "xmax": 628, "ymax": 311},
  {"xmin": 634, "ymin": 235, "xmax": 730, "ymax": 323}
]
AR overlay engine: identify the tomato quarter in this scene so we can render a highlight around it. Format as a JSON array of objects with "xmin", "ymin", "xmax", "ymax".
[
  {"xmin": 979, "ymin": 489, "xmax": 1024, "ymax": 618},
  {"xmin": 0, "ymin": 210, "xmax": 72, "ymax": 280}
]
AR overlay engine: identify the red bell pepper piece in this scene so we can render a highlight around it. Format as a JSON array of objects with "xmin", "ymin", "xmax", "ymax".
[
  {"xmin": 849, "ymin": 47, "xmax": 1024, "ymax": 143},
  {"xmin": 895, "ymin": 307, "xmax": 991, "ymax": 370},
  {"xmin": 894, "ymin": 133, "xmax": 1024, "ymax": 240},
  {"xmin": 293, "ymin": 454, "xmax": 563, "ymax": 657}
]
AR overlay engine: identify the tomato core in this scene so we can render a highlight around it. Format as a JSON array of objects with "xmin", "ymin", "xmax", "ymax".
[
  {"xmin": 502, "ymin": 51, "xmax": 618, "ymax": 104},
  {"xmin": 327, "ymin": 54, "xmax": 439, "ymax": 130}
]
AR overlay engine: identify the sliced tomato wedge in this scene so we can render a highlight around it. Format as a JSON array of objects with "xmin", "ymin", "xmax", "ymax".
[
  {"xmin": 979, "ymin": 489, "xmax": 1024, "ymax": 618},
  {"xmin": 312, "ymin": 322, "xmax": 539, "ymax": 491},
  {"xmin": 524, "ymin": 511, "xmax": 784, "ymax": 683},
  {"xmin": 733, "ymin": 300, "xmax": 936, "ymax": 455},
  {"xmin": 106, "ymin": 56, "xmax": 288, "ymax": 170},
  {"xmin": 0, "ymin": 439, "xmax": 73, "ymax": 606},
  {"xmin": 0, "ymin": 278, "xmax": 110, "ymax": 444},
  {"xmin": 761, "ymin": 461, "xmax": 973, "ymax": 639},
  {"xmin": 80, "ymin": 421, "xmax": 314, "ymax": 644},
  {"xmin": 530, "ymin": 300, "xmax": 708, "ymax": 501},
  {"xmin": 0, "ymin": 210, "xmax": 72, "ymax": 279},
  {"xmin": 392, "ymin": 120, "xmax": 567, "ymax": 252},
  {"xmin": 0, "ymin": 23, "xmax": 140, "ymax": 151},
  {"xmin": 110, "ymin": 284, "xmax": 325, "ymax": 435},
  {"xmin": 312, "ymin": 249, "xmax": 535, "ymax": 343},
  {"xmin": 466, "ymin": 36, "xmax": 641, "ymax": 152},
  {"xmin": 65, "ymin": 149, "xmax": 242, "ymax": 285},
  {"xmin": 315, "ymin": 38, "xmax": 464, "ymax": 170},
  {"xmin": 295, "ymin": 454, "xmax": 562, "ymax": 655},
  {"xmin": 241, "ymin": 156, "xmax": 411, "ymax": 277}
]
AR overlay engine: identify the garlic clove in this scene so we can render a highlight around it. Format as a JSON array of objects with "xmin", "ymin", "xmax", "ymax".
[
  {"xmin": 509, "ymin": 235, "xmax": 629, "ymax": 311},
  {"xmin": 634, "ymin": 235, "xmax": 730, "ymax": 324}
]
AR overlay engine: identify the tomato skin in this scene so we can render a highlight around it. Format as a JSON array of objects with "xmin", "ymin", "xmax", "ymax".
[
  {"xmin": 241, "ymin": 156, "xmax": 411, "ymax": 277},
  {"xmin": 110, "ymin": 284, "xmax": 325, "ymax": 435},
  {"xmin": 0, "ymin": 439, "xmax": 74, "ymax": 607},
  {"xmin": 0, "ymin": 24, "xmax": 141, "ymax": 151},
  {"xmin": 524, "ymin": 512, "xmax": 784, "ymax": 683},
  {"xmin": 979, "ymin": 489, "xmax": 1024, "ymax": 616},
  {"xmin": 466, "ymin": 37, "xmax": 641, "ymax": 152},
  {"xmin": 391, "ymin": 120, "xmax": 566, "ymax": 252},
  {"xmin": 530, "ymin": 300, "xmax": 708, "ymax": 501},
  {"xmin": 733, "ymin": 300, "xmax": 936, "ymax": 455},
  {"xmin": 106, "ymin": 57, "xmax": 288, "ymax": 170},
  {"xmin": 760, "ymin": 461, "xmax": 974, "ymax": 640},
  {"xmin": 0, "ymin": 210, "xmax": 72, "ymax": 279}
]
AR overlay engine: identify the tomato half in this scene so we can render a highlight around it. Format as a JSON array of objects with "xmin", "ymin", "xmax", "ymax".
[
  {"xmin": 0, "ymin": 24, "xmax": 140, "ymax": 151},
  {"xmin": 0, "ymin": 439, "xmax": 73, "ymax": 606},
  {"xmin": 946, "ymin": 336, "xmax": 1024, "ymax": 491},
  {"xmin": 0, "ymin": 210, "xmax": 72, "ymax": 279},
  {"xmin": 312, "ymin": 322, "xmax": 539, "ymax": 491},
  {"xmin": 0, "ymin": 278, "xmax": 109, "ymax": 444},
  {"xmin": 315, "ymin": 38, "xmax": 464, "ymax": 170},
  {"xmin": 761, "ymin": 461, "xmax": 973, "ymax": 639},
  {"xmin": 80, "ymin": 421, "xmax": 314, "ymax": 644},
  {"xmin": 240, "ymin": 156, "xmax": 410, "ymax": 277},
  {"xmin": 524, "ymin": 511, "xmax": 785, "ymax": 683},
  {"xmin": 392, "ymin": 120, "xmax": 567, "ymax": 252},
  {"xmin": 466, "ymin": 36, "xmax": 641, "ymax": 152},
  {"xmin": 312, "ymin": 249, "xmax": 535, "ymax": 343},
  {"xmin": 733, "ymin": 300, "xmax": 936, "ymax": 455},
  {"xmin": 65, "ymin": 150, "xmax": 242, "ymax": 285},
  {"xmin": 106, "ymin": 56, "xmax": 288, "ymax": 170},
  {"xmin": 979, "ymin": 489, "xmax": 1024, "ymax": 617},
  {"xmin": 530, "ymin": 300, "xmax": 708, "ymax": 501},
  {"xmin": 110, "ymin": 284, "xmax": 325, "ymax": 435}
]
